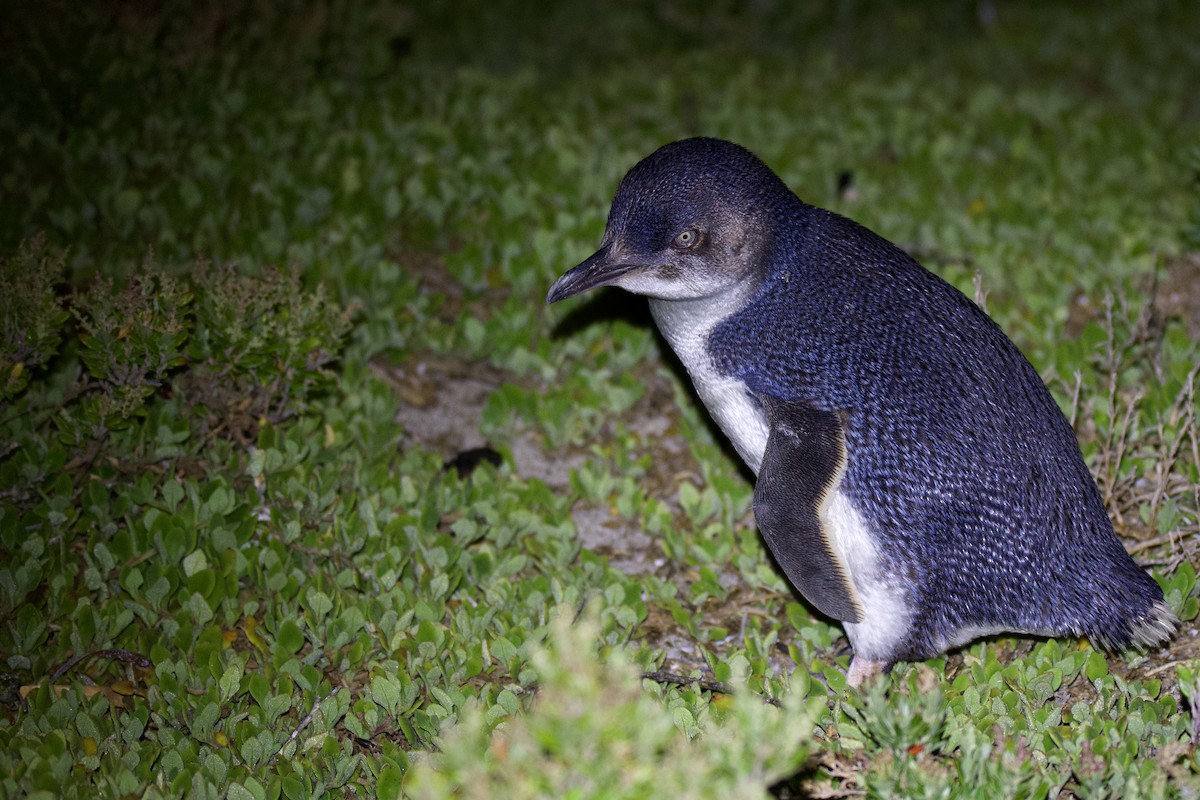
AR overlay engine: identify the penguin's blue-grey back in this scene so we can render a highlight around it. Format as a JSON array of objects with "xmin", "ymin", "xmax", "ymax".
[{"xmin": 709, "ymin": 206, "xmax": 1167, "ymax": 658}]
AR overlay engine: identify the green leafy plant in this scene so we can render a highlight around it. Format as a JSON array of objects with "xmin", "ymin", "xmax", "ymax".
[
  {"xmin": 0, "ymin": 236, "xmax": 69, "ymax": 400},
  {"xmin": 70, "ymin": 262, "xmax": 191, "ymax": 433},
  {"xmin": 184, "ymin": 262, "xmax": 357, "ymax": 439},
  {"xmin": 402, "ymin": 607, "xmax": 822, "ymax": 800}
]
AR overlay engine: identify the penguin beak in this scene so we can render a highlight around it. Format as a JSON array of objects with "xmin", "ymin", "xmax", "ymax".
[{"xmin": 546, "ymin": 243, "xmax": 641, "ymax": 304}]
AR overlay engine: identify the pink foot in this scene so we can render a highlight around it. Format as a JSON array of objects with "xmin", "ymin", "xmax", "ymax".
[{"xmin": 847, "ymin": 656, "xmax": 888, "ymax": 688}]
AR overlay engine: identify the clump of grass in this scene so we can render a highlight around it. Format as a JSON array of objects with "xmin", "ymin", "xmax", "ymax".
[
  {"xmin": 1186, "ymin": 146, "xmax": 1200, "ymax": 251},
  {"xmin": 402, "ymin": 606, "xmax": 823, "ymax": 800},
  {"xmin": 1067, "ymin": 289, "xmax": 1200, "ymax": 571},
  {"xmin": 69, "ymin": 261, "xmax": 191, "ymax": 437},
  {"xmin": 0, "ymin": 237, "xmax": 355, "ymax": 502},
  {"xmin": 0, "ymin": 236, "xmax": 69, "ymax": 401},
  {"xmin": 183, "ymin": 261, "xmax": 356, "ymax": 443}
]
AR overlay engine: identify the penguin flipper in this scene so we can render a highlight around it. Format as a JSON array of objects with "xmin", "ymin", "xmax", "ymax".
[{"xmin": 753, "ymin": 396, "xmax": 864, "ymax": 623}]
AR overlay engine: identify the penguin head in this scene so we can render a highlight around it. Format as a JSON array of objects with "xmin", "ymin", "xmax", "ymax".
[{"xmin": 547, "ymin": 137, "xmax": 796, "ymax": 304}]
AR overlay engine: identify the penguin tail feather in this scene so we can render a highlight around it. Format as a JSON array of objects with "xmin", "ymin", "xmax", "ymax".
[
  {"xmin": 1128, "ymin": 600, "xmax": 1178, "ymax": 649},
  {"xmin": 1085, "ymin": 600, "xmax": 1178, "ymax": 652}
]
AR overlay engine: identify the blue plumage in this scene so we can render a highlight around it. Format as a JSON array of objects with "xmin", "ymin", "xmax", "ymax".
[
  {"xmin": 547, "ymin": 137, "xmax": 1175, "ymax": 682},
  {"xmin": 712, "ymin": 206, "xmax": 1163, "ymax": 659}
]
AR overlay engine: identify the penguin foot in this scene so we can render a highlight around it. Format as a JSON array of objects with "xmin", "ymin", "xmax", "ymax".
[{"xmin": 846, "ymin": 656, "xmax": 888, "ymax": 688}]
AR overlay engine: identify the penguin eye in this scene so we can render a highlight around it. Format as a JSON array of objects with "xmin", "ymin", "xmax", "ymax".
[{"xmin": 672, "ymin": 228, "xmax": 701, "ymax": 250}]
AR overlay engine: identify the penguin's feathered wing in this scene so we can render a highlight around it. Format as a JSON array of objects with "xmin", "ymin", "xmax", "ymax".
[{"xmin": 752, "ymin": 396, "xmax": 863, "ymax": 623}]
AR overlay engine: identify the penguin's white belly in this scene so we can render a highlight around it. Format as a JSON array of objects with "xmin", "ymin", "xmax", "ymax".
[
  {"xmin": 692, "ymin": 374, "xmax": 770, "ymax": 472},
  {"xmin": 822, "ymin": 491, "xmax": 912, "ymax": 658},
  {"xmin": 649, "ymin": 299, "xmax": 910, "ymax": 658}
]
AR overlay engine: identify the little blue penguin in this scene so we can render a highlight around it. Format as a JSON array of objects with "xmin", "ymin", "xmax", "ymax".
[{"xmin": 546, "ymin": 137, "xmax": 1176, "ymax": 685}]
